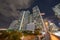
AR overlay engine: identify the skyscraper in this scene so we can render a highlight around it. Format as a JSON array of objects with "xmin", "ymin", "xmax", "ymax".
[
  {"xmin": 32, "ymin": 6, "xmax": 43, "ymax": 30},
  {"xmin": 21, "ymin": 11, "xmax": 30, "ymax": 30},
  {"xmin": 8, "ymin": 11, "xmax": 30, "ymax": 30},
  {"xmin": 53, "ymin": 3, "xmax": 60, "ymax": 18},
  {"xmin": 8, "ymin": 6, "xmax": 44, "ymax": 31}
]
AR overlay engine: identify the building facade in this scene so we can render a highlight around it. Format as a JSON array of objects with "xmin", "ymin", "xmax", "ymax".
[{"xmin": 53, "ymin": 3, "xmax": 60, "ymax": 18}]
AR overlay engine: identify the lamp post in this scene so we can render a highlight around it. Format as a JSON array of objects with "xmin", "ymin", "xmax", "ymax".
[
  {"xmin": 39, "ymin": 13, "xmax": 47, "ymax": 32},
  {"xmin": 19, "ymin": 11, "xmax": 25, "ymax": 30}
]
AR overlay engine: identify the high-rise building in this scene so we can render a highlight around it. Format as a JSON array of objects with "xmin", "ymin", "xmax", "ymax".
[
  {"xmin": 8, "ymin": 11, "xmax": 30, "ymax": 30},
  {"xmin": 21, "ymin": 11, "xmax": 30, "ymax": 30},
  {"xmin": 8, "ymin": 20, "xmax": 19, "ymax": 30},
  {"xmin": 32, "ymin": 6, "xmax": 43, "ymax": 30},
  {"xmin": 24, "ymin": 6, "xmax": 43, "ymax": 31},
  {"xmin": 53, "ymin": 3, "xmax": 60, "ymax": 18},
  {"xmin": 49, "ymin": 21, "xmax": 59, "ymax": 31},
  {"xmin": 8, "ymin": 6, "xmax": 44, "ymax": 31}
]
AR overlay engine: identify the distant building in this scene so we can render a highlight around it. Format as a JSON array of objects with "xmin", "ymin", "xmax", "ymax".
[
  {"xmin": 22, "ymin": 11, "xmax": 30, "ymax": 30},
  {"xmin": 8, "ymin": 20, "xmax": 19, "ymax": 30},
  {"xmin": 33, "ymin": 6, "xmax": 39, "ymax": 18},
  {"xmin": 32, "ymin": 6, "xmax": 43, "ymax": 30},
  {"xmin": 53, "ymin": 3, "xmax": 60, "ymax": 18},
  {"xmin": 22, "ymin": 6, "xmax": 43, "ymax": 31},
  {"xmin": 49, "ymin": 21, "xmax": 59, "ymax": 31},
  {"xmin": 25, "ymin": 22, "xmax": 35, "ymax": 31},
  {"xmin": 8, "ymin": 6, "xmax": 44, "ymax": 31}
]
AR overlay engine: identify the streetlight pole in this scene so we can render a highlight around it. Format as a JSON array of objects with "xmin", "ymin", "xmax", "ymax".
[
  {"xmin": 39, "ymin": 11, "xmax": 47, "ymax": 32},
  {"xmin": 19, "ymin": 11, "xmax": 25, "ymax": 30}
]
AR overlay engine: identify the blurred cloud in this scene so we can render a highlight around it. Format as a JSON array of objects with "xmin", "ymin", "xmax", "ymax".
[
  {"xmin": 0, "ymin": 0, "xmax": 34, "ymax": 28},
  {"xmin": 0, "ymin": 0, "xmax": 34, "ymax": 18}
]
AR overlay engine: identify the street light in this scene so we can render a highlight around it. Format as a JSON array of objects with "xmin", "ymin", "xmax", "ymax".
[{"xmin": 45, "ymin": 21, "xmax": 49, "ymax": 27}]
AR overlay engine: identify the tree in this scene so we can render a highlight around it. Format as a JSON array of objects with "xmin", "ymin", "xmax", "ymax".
[{"xmin": 8, "ymin": 30, "xmax": 22, "ymax": 40}]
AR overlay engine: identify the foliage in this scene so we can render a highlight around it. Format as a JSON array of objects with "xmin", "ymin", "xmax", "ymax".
[
  {"xmin": 8, "ymin": 30, "xmax": 22, "ymax": 40},
  {"xmin": 0, "ymin": 30, "xmax": 22, "ymax": 40},
  {"xmin": 22, "ymin": 30, "xmax": 34, "ymax": 36},
  {"xmin": 34, "ymin": 28, "xmax": 41, "ymax": 35},
  {"xmin": 0, "ymin": 29, "xmax": 42, "ymax": 40}
]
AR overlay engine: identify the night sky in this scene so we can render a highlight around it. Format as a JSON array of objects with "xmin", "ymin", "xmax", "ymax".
[
  {"xmin": 0, "ymin": 0, "xmax": 60, "ymax": 28},
  {"xmin": 29, "ymin": 0, "xmax": 60, "ymax": 27},
  {"xmin": 29, "ymin": 0, "xmax": 60, "ymax": 16}
]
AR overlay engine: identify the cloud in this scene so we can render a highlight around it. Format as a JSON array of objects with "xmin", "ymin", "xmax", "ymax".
[
  {"xmin": 0, "ymin": 0, "xmax": 34, "ymax": 18},
  {"xmin": 0, "ymin": 0, "xmax": 34, "ymax": 28}
]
